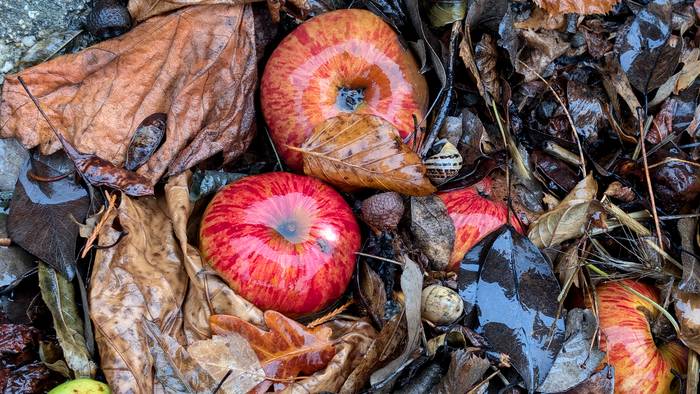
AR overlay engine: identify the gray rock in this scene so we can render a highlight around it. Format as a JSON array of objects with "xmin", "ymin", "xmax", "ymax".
[{"xmin": 0, "ymin": 138, "xmax": 29, "ymax": 191}]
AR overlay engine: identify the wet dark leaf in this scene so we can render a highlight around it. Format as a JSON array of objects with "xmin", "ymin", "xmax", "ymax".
[
  {"xmin": 38, "ymin": 263, "xmax": 95, "ymax": 379},
  {"xmin": 465, "ymin": 0, "xmax": 508, "ymax": 33},
  {"xmin": 428, "ymin": 0, "xmax": 466, "ymax": 27},
  {"xmin": 532, "ymin": 151, "xmax": 578, "ymax": 195},
  {"xmin": 0, "ymin": 214, "xmax": 35, "ymax": 293},
  {"xmin": 189, "ymin": 170, "xmax": 246, "ymax": 201},
  {"xmin": 458, "ymin": 109, "xmax": 485, "ymax": 167},
  {"xmin": 647, "ymin": 99, "xmax": 675, "ymax": 144},
  {"xmin": 616, "ymin": 0, "xmax": 681, "ymax": 93},
  {"xmin": 17, "ymin": 30, "xmax": 83, "ymax": 69},
  {"xmin": 430, "ymin": 349, "xmax": 490, "ymax": 393},
  {"xmin": 1, "ymin": 361, "xmax": 59, "ymax": 393},
  {"xmin": 561, "ymin": 364, "xmax": 614, "ymax": 394},
  {"xmin": 125, "ymin": 113, "xmax": 166, "ymax": 171},
  {"xmin": 7, "ymin": 152, "xmax": 89, "ymax": 280},
  {"xmin": 358, "ymin": 262, "xmax": 387, "ymax": 328},
  {"xmin": 673, "ymin": 290, "xmax": 700, "ymax": 354},
  {"xmin": 0, "ymin": 323, "xmax": 38, "ymax": 367},
  {"xmin": 650, "ymin": 156, "xmax": 700, "ymax": 213},
  {"xmin": 567, "ymin": 80, "xmax": 607, "ymax": 144},
  {"xmin": 678, "ymin": 217, "xmax": 700, "ymax": 293},
  {"xmin": 460, "ymin": 225, "xmax": 565, "ymax": 391},
  {"xmin": 409, "ymin": 196, "xmax": 455, "ymax": 271},
  {"xmin": 538, "ymin": 309, "xmax": 605, "ymax": 393}
]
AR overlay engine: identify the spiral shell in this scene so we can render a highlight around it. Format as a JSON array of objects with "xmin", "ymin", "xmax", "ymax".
[
  {"xmin": 421, "ymin": 284, "xmax": 464, "ymax": 325},
  {"xmin": 425, "ymin": 142, "xmax": 462, "ymax": 185}
]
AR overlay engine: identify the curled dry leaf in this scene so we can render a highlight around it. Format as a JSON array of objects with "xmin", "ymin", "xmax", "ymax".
[
  {"xmin": 211, "ymin": 311, "xmax": 336, "ymax": 392},
  {"xmin": 358, "ymin": 262, "xmax": 387, "ymax": 327},
  {"xmin": 164, "ymin": 172, "xmax": 264, "ymax": 341},
  {"xmin": 89, "ymin": 196, "xmax": 187, "ymax": 393},
  {"xmin": 38, "ymin": 263, "xmax": 96, "ymax": 379},
  {"xmin": 528, "ymin": 174, "xmax": 606, "ymax": 249},
  {"xmin": 188, "ymin": 334, "xmax": 266, "ymax": 393},
  {"xmin": 534, "ymin": 0, "xmax": 621, "ymax": 16},
  {"xmin": 1, "ymin": 5, "xmax": 257, "ymax": 185},
  {"xmin": 431, "ymin": 349, "xmax": 490, "ymax": 394},
  {"xmin": 409, "ymin": 195, "xmax": 455, "ymax": 271},
  {"xmin": 296, "ymin": 113, "xmax": 436, "ymax": 196},
  {"xmin": 125, "ymin": 113, "xmax": 166, "ymax": 171},
  {"xmin": 474, "ymin": 34, "xmax": 500, "ymax": 104},
  {"xmin": 673, "ymin": 291, "xmax": 700, "ymax": 354},
  {"xmin": 282, "ymin": 319, "xmax": 377, "ymax": 393}
]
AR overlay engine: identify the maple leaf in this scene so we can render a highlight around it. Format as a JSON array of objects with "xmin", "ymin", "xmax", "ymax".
[
  {"xmin": 210, "ymin": 311, "xmax": 336, "ymax": 392},
  {"xmin": 534, "ymin": 0, "xmax": 621, "ymax": 16}
]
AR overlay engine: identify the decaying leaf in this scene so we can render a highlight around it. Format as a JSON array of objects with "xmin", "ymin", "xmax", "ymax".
[
  {"xmin": 358, "ymin": 262, "xmax": 387, "ymax": 327},
  {"xmin": 370, "ymin": 256, "xmax": 423, "ymax": 386},
  {"xmin": 538, "ymin": 309, "xmax": 605, "ymax": 393},
  {"xmin": 38, "ymin": 263, "xmax": 96, "ymax": 379},
  {"xmin": 409, "ymin": 195, "xmax": 455, "ymax": 271},
  {"xmin": 164, "ymin": 172, "xmax": 264, "ymax": 341},
  {"xmin": 297, "ymin": 113, "xmax": 436, "ymax": 196},
  {"xmin": 678, "ymin": 217, "xmax": 700, "ymax": 293},
  {"xmin": 17, "ymin": 30, "xmax": 83, "ymax": 69},
  {"xmin": 534, "ymin": 0, "xmax": 621, "ymax": 16},
  {"xmin": 460, "ymin": 225, "xmax": 566, "ymax": 391},
  {"xmin": 474, "ymin": 34, "xmax": 500, "ymax": 104},
  {"xmin": 125, "ymin": 113, "xmax": 166, "ymax": 171},
  {"xmin": 283, "ymin": 319, "xmax": 376, "ymax": 393},
  {"xmin": 89, "ymin": 196, "xmax": 188, "ymax": 393},
  {"xmin": 188, "ymin": 169, "xmax": 246, "ymax": 201},
  {"xmin": 431, "ymin": 349, "xmax": 490, "ymax": 393},
  {"xmin": 188, "ymin": 334, "xmax": 266, "ymax": 393},
  {"xmin": 128, "ymin": 0, "xmax": 250, "ymax": 22},
  {"xmin": 528, "ymin": 174, "xmax": 606, "ymax": 248},
  {"xmin": 556, "ymin": 243, "xmax": 582, "ymax": 289},
  {"xmin": 211, "ymin": 311, "xmax": 336, "ymax": 392},
  {"xmin": 616, "ymin": 0, "xmax": 681, "ymax": 93},
  {"xmin": 674, "ymin": 290, "xmax": 700, "ymax": 353},
  {"xmin": 561, "ymin": 364, "xmax": 615, "ymax": 394},
  {"xmin": 1, "ymin": 5, "xmax": 257, "ymax": 185},
  {"xmin": 7, "ymin": 152, "xmax": 89, "ymax": 280},
  {"xmin": 428, "ymin": 0, "xmax": 466, "ymax": 27},
  {"xmin": 516, "ymin": 29, "xmax": 570, "ymax": 83},
  {"xmin": 647, "ymin": 99, "xmax": 675, "ymax": 144},
  {"xmin": 141, "ymin": 319, "xmax": 219, "ymax": 393}
]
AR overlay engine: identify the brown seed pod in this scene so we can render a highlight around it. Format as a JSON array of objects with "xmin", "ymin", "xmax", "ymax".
[
  {"xmin": 360, "ymin": 191, "xmax": 404, "ymax": 233},
  {"xmin": 425, "ymin": 141, "xmax": 462, "ymax": 185},
  {"xmin": 87, "ymin": 0, "xmax": 132, "ymax": 40},
  {"xmin": 421, "ymin": 284, "xmax": 463, "ymax": 325}
]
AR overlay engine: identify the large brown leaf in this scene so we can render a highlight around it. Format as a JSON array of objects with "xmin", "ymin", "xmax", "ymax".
[
  {"xmin": 210, "ymin": 311, "xmax": 336, "ymax": 392},
  {"xmin": 89, "ymin": 196, "xmax": 187, "ymax": 393},
  {"xmin": 128, "ymin": 0, "xmax": 248, "ymax": 22},
  {"xmin": 534, "ymin": 0, "xmax": 621, "ymax": 16},
  {"xmin": 0, "ymin": 5, "xmax": 256, "ymax": 185},
  {"xmin": 296, "ymin": 113, "xmax": 436, "ymax": 196}
]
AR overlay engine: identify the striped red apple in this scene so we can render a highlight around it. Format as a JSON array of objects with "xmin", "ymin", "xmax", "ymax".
[
  {"xmin": 260, "ymin": 9, "xmax": 428, "ymax": 170},
  {"xmin": 199, "ymin": 172, "xmax": 360, "ymax": 316}
]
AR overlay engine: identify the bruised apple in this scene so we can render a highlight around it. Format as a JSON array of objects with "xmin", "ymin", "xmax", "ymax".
[
  {"xmin": 199, "ymin": 172, "xmax": 360, "ymax": 316},
  {"xmin": 260, "ymin": 9, "xmax": 428, "ymax": 170},
  {"xmin": 438, "ymin": 180, "xmax": 523, "ymax": 271},
  {"xmin": 596, "ymin": 280, "xmax": 687, "ymax": 394}
]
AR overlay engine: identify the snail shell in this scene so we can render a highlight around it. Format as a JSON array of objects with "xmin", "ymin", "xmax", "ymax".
[
  {"xmin": 87, "ymin": 0, "xmax": 132, "ymax": 40},
  {"xmin": 421, "ymin": 284, "xmax": 464, "ymax": 325},
  {"xmin": 425, "ymin": 141, "xmax": 463, "ymax": 185}
]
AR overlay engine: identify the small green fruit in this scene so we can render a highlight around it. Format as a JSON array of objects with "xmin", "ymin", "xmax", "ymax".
[{"xmin": 48, "ymin": 378, "xmax": 110, "ymax": 394}]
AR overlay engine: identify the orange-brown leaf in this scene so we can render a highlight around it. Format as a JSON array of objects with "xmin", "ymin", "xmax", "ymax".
[
  {"xmin": 534, "ymin": 0, "xmax": 621, "ymax": 16},
  {"xmin": 296, "ymin": 113, "xmax": 436, "ymax": 196},
  {"xmin": 210, "ymin": 311, "xmax": 336, "ymax": 391}
]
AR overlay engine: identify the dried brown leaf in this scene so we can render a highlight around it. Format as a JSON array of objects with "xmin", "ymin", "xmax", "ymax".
[
  {"xmin": 474, "ymin": 34, "xmax": 500, "ymax": 104},
  {"xmin": 528, "ymin": 175, "xmax": 606, "ymax": 248},
  {"xmin": 409, "ymin": 195, "xmax": 455, "ymax": 271},
  {"xmin": 164, "ymin": 172, "xmax": 264, "ymax": 342},
  {"xmin": 678, "ymin": 217, "xmax": 700, "ymax": 293},
  {"xmin": 674, "ymin": 291, "xmax": 700, "ymax": 354},
  {"xmin": 210, "ymin": 311, "xmax": 336, "ymax": 392},
  {"xmin": 647, "ymin": 99, "xmax": 676, "ymax": 144},
  {"xmin": 431, "ymin": 349, "xmax": 490, "ymax": 394},
  {"xmin": 128, "ymin": 0, "xmax": 249, "ymax": 22},
  {"xmin": 89, "ymin": 196, "xmax": 187, "ymax": 393},
  {"xmin": 517, "ymin": 29, "xmax": 570, "ymax": 83},
  {"xmin": 358, "ymin": 262, "xmax": 387, "ymax": 327},
  {"xmin": 556, "ymin": 244, "xmax": 581, "ymax": 289},
  {"xmin": 297, "ymin": 113, "xmax": 436, "ymax": 196},
  {"xmin": 534, "ymin": 0, "xmax": 621, "ymax": 16},
  {"xmin": 1, "ymin": 5, "xmax": 256, "ymax": 185}
]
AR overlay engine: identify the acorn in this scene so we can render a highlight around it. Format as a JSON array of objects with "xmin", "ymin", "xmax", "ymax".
[
  {"xmin": 360, "ymin": 192, "xmax": 404, "ymax": 233},
  {"xmin": 421, "ymin": 284, "xmax": 463, "ymax": 325},
  {"xmin": 87, "ymin": 0, "xmax": 132, "ymax": 40}
]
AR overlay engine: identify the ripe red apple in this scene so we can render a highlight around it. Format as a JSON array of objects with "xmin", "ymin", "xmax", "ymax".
[
  {"xmin": 596, "ymin": 280, "xmax": 687, "ymax": 394},
  {"xmin": 199, "ymin": 172, "xmax": 361, "ymax": 316},
  {"xmin": 260, "ymin": 9, "xmax": 428, "ymax": 170},
  {"xmin": 438, "ymin": 180, "xmax": 523, "ymax": 271}
]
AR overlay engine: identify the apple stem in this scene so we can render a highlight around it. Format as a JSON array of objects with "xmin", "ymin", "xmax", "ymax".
[{"xmin": 586, "ymin": 264, "xmax": 680, "ymax": 335}]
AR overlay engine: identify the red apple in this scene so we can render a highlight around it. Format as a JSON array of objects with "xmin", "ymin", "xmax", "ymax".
[
  {"xmin": 438, "ymin": 179, "xmax": 523, "ymax": 271},
  {"xmin": 260, "ymin": 9, "xmax": 428, "ymax": 170},
  {"xmin": 199, "ymin": 172, "xmax": 361, "ymax": 316},
  {"xmin": 596, "ymin": 280, "xmax": 687, "ymax": 394}
]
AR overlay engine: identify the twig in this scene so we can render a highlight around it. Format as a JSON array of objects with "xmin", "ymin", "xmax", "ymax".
[
  {"xmin": 307, "ymin": 299, "xmax": 354, "ymax": 328},
  {"xmin": 636, "ymin": 109, "xmax": 664, "ymax": 252},
  {"xmin": 355, "ymin": 252, "xmax": 404, "ymax": 266},
  {"xmin": 80, "ymin": 191, "xmax": 117, "ymax": 258},
  {"xmin": 517, "ymin": 60, "xmax": 586, "ymax": 177},
  {"xmin": 467, "ymin": 369, "xmax": 501, "ymax": 394},
  {"xmin": 27, "ymin": 170, "xmax": 72, "ymax": 182}
]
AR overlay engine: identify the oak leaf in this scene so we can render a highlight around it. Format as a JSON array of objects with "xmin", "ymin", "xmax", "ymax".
[
  {"xmin": 534, "ymin": 0, "xmax": 621, "ymax": 16},
  {"xmin": 0, "ymin": 5, "xmax": 256, "ymax": 185},
  {"xmin": 210, "ymin": 310, "xmax": 336, "ymax": 392},
  {"xmin": 295, "ymin": 113, "xmax": 436, "ymax": 196}
]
